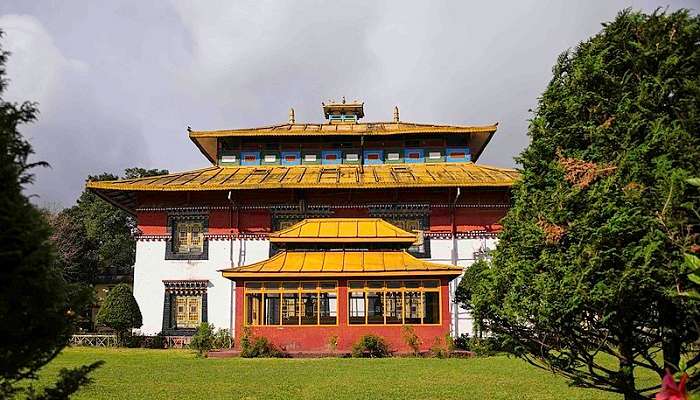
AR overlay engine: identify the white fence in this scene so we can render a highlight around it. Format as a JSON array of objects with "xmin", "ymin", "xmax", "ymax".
[{"xmin": 70, "ymin": 334, "xmax": 193, "ymax": 348}]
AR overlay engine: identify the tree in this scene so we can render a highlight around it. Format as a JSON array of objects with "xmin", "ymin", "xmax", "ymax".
[
  {"xmin": 49, "ymin": 167, "xmax": 168, "ymax": 285},
  {"xmin": 463, "ymin": 9, "xmax": 699, "ymax": 399},
  {"xmin": 0, "ymin": 31, "xmax": 101, "ymax": 398},
  {"xmin": 95, "ymin": 283, "xmax": 142, "ymax": 344}
]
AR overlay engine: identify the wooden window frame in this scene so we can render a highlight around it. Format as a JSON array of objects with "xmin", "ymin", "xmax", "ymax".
[
  {"xmin": 243, "ymin": 281, "xmax": 339, "ymax": 327},
  {"xmin": 165, "ymin": 215, "xmax": 209, "ymax": 260},
  {"xmin": 346, "ymin": 280, "xmax": 441, "ymax": 326}
]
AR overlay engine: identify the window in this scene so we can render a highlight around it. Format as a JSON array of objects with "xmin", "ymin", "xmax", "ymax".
[
  {"xmin": 166, "ymin": 216, "xmax": 208, "ymax": 260},
  {"xmin": 162, "ymin": 280, "xmax": 208, "ymax": 334},
  {"xmin": 175, "ymin": 221, "xmax": 204, "ymax": 254},
  {"xmin": 244, "ymin": 281, "xmax": 338, "ymax": 326},
  {"xmin": 347, "ymin": 280, "xmax": 441, "ymax": 325},
  {"xmin": 174, "ymin": 295, "xmax": 202, "ymax": 328}
]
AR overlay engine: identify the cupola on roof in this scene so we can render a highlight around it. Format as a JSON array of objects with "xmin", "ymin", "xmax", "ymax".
[{"xmin": 322, "ymin": 97, "xmax": 364, "ymax": 123}]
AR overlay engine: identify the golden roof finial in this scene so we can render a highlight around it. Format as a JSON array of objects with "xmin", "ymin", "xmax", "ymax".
[
  {"xmin": 289, "ymin": 108, "xmax": 295, "ymax": 124},
  {"xmin": 393, "ymin": 106, "xmax": 400, "ymax": 123}
]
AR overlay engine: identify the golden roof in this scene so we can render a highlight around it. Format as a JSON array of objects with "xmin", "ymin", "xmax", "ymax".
[
  {"xmin": 220, "ymin": 251, "xmax": 462, "ymax": 278},
  {"xmin": 189, "ymin": 122, "xmax": 497, "ymax": 164},
  {"xmin": 270, "ymin": 218, "xmax": 417, "ymax": 244},
  {"xmin": 86, "ymin": 162, "xmax": 518, "ymax": 212}
]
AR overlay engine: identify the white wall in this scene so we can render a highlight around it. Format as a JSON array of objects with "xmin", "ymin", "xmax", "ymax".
[
  {"xmin": 429, "ymin": 237, "xmax": 498, "ymax": 338},
  {"xmin": 133, "ymin": 239, "xmax": 234, "ymax": 335}
]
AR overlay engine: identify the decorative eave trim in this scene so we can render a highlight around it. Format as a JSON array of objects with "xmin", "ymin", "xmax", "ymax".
[
  {"xmin": 220, "ymin": 270, "xmax": 463, "ymax": 279},
  {"xmin": 163, "ymin": 279, "xmax": 210, "ymax": 294}
]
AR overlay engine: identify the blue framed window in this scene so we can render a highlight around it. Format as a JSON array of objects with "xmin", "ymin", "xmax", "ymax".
[
  {"xmin": 281, "ymin": 151, "xmax": 301, "ymax": 166},
  {"xmin": 363, "ymin": 150, "xmax": 384, "ymax": 165},
  {"xmin": 321, "ymin": 150, "xmax": 342, "ymax": 165},
  {"xmin": 404, "ymin": 148, "xmax": 425, "ymax": 163},
  {"xmin": 240, "ymin": 151, "xmax": 261, "ymax": 166},
  {"xmin": 446, "ymin": 147, "xmax": 471, "ymax": 163}
]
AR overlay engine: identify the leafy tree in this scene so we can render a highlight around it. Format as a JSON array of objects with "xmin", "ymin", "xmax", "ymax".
[
  {"xmin": 0, "ymin": 31, "xmax": 101, "ymax": 398},
  {"xmin": 49, "ymin": 168, "xmax": 168, "ymax": 285},
  {"xmin": 95, "ymin": 284, "xmax": 142, "ymax": 344},
  {"xmin": 463, "ymin": 9, "xmax": 699, "ymax": 399}
]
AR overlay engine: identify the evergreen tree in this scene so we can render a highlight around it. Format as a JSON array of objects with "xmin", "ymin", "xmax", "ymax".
[
  {"xmin": 95, "ymin": 284, "xmax": 142, "ymax": 344},
  {"xmin": 0, "ymin": 31, "xmax": 101, "ymax": 398},
  {"xmin": 463, "ymin": 9, "xmax": 699, "ymax": 399}
]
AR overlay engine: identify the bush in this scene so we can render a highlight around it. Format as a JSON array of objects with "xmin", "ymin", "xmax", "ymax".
[
  {"xmin": 123, "ymin": 333, "xmax": 145, "ymax": 348},
  {"xmin": 429, "ymin": 334, "xmax": 454, "ymax": 358},
  {"xmin": 95, "ymin": 283, "xmax": 142, "ymax": 345},
  {"xmin": 189, "ymin": 322, "xmax": 215, "ymax": 357},
  {"xmin": 401, "ymin": 325, "xmax": 421, "ymax": 356},
  {"xmin": 146, "ymin": 332, "xmax": 165, "ymax": 349},
  {"xmin": 453, "ymin": 333, "xmax": 470, "ymax": 351},
  {"xmin": 327, "ymin": 335, "xmax": 339, "ymax": 352},
  {"xmin": 351, "ymin": 334, "xmax": 390, "ymax": 358},
  {"xmin": 239, "ymin": 326, "xmax": 283, "ymax": 358},
  {"xmin": 212, "ymin": 328, "xmax": 233, "ymax": 350}
]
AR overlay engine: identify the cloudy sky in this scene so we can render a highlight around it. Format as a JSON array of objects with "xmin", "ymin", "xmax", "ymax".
[{"xmin": 0, "ymin": 1, "xmax": 696, "ymax": 208}]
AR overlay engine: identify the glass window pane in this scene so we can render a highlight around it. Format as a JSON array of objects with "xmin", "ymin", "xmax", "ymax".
[
  {"xmin": 367, "ymin": 291, "xmax": 384, "ymax": 324},
  {"xmin": 404, "ymin": 291, "xmax": 421, "ymax": 324},
  {"xmin": 301, "ymin": 292, "xmax": 318, "ymax": 325},
  {"xmin": 386, "ymin": 280, "xmax": 402, "ymax": 289},
  {"xmin": 405, "ymin": 280, "xmax": 421, "ymax": 288},
  {"xmin": 246, "ymin": 282, "xmax": 262, "ymax": 290},
  {"xmin": 320, "ymin": 281, "xmax": 336, "ymax": 290},
  {"xmin": 385, "ymin": 292, "xmax": 402, "ymax": 324},
  {"xmin": 282, "ymin": 293, "xmax": 299, "ymax": 325},
  {"xmin": 283, "ymin": 281, "xmax": 300, "ymax": 290},
  {"xmin": 319, "ymin": 292, "xmax": 337, "ymax": 325},
  {"xmin": 423, "ymin": 292, "xmax": 440, "ymax": 324},
  {"xmin": 348, "ymin": 281, "xmax": 364, "ymax": 289},
  {"xmin": 349, "ymin": 292, "xmax": 366, "ymax": 324},
  {"xmin": 301, "ymin": 282, "xmax": 318, "ymax": 291},
  {"xmin": 367, "ymin": 280, "xmax": 384, "ymax": 289},
  {"xmin": 264, "ymin": 293, "xmax": 280, "ymax": 325},
  {"xmin": 263, "ymin": 282, "xmax": 281, "ymax": 291},
  {"xmin": 422, "ymin": 280, "xmax": 440, "ymax": 288},
  {"xmin": 246, "ymin": 293, "xmax": 263, "ymax": 325}
]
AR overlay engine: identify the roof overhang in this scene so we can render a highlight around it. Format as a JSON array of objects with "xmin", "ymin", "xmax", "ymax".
[{"xmin": 220, "ymin": 270, "xmax": 463, "ymax": 279}]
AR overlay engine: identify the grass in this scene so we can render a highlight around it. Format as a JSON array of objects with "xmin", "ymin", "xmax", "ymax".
[{"xmin": 33, "ymin": 347, "xmax": 628, "ymax": 400}]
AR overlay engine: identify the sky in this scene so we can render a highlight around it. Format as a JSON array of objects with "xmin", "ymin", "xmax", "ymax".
[{"xmin": 0, "ymin": 1, "xmax": 697, "ymax": 208}]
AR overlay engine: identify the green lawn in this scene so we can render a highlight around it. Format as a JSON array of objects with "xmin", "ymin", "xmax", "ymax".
[{"xmin": 35, "ymin": 348, "xmax": 626, "ymax": 400}]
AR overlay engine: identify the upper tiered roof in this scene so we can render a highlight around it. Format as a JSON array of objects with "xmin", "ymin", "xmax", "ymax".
[{"xmin": 189, "ymin": 121, "xmax": 498, "ymax": 164}]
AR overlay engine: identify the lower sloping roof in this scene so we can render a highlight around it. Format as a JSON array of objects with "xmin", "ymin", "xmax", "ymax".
[
  {"xmin": 86, "ymin": 162, "xmax": 519, "ymax": 213},
  {"xmin": 270, "ymin": 218, "xmax": 417, "ymax": 244},
  {"xmin": 220, "ymin": 251, "xmax": 463, "ymax": 278}
]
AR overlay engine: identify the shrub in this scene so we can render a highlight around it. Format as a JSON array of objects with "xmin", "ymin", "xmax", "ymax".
[
  {"xmin": 453, "ymin": 333, "xmax": 470, "ymax": 351},
  {"xmin": 239, "ymin": 327, "xmax": 282, "ymax": 358},
  {"xmin": 124, "ymin": 333, "xmax": 145, "ymax": 348},
  {"xmin": 401, "ymin": 325, "xmax": 421, "ymax": 356},
  {"xmin": 327, "ymin": 335, "xmax": 339, "ymax": 352},
  {"xmin": 429, "ymin": 334, "xmax": 454, "ymax": 358},
  {"xmin": 189, "ymin": 322, "xmax": 215, "ymax": 357},
  {"xmin": 146, "ymin": 332, "xmax": 165, "ymax": 349},
  {"xmin": 95, "ymin": 283, "xmax": 142, "ymax": 345},
  {"xmin": 212, "ymin": 328, "xmax": 233, "ymax": 350},
  {"xmin": 351, "ymin": 334, "xmax": 390, "ymax": 358}
]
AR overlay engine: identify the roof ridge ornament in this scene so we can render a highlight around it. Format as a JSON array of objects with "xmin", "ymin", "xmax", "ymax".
[
  {"xmin": 288, "ymin": 108, "xmax": 295, "ymax": 124},
  {"xmin": 393, "ymin": 106, "xmax": 400, "ymax": 123}
]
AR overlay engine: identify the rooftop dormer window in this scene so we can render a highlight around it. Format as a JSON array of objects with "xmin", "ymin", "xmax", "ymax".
[{"xmin": 323, "ymin": 98, "xmax": 363, "ymax": 124}]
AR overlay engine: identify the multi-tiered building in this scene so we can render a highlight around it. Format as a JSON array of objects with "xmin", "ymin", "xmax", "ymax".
[{"xmin": 87, "ymin": 100, "xmax": 518, "ymax": 351}]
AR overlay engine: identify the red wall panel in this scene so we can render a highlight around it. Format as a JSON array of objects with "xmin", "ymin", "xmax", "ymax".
[{"xmin": 234, "ymin": 278, "xmax": 452, "ymax": 353}]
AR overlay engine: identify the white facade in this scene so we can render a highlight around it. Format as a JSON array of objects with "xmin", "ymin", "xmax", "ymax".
[{"xmin": 133, "ymin": 236, "xmax": 495, "ymax": 336}]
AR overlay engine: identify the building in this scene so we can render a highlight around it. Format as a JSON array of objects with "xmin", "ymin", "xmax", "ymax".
[{"xmin": 86, "ymin": 100, "xmax": 518, "ymax": 351}]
